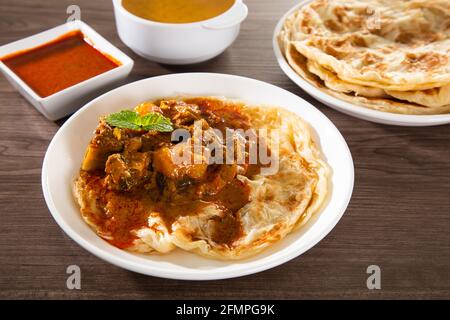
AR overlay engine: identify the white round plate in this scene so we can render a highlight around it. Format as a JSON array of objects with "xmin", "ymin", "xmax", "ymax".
[
  {"xmin": 42, "ymin": 73, "xmax": 354, "ymax": 280},
  {"xmin": 273, "ymin": 0, "xmax": 450, "ymax": 126}
]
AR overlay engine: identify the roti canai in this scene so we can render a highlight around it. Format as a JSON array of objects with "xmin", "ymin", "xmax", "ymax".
[
  {"xmin": 279, "ymin": 0, "xmax": 450, "ymax": 115},
  {"xmin": 73, "ymin": 97, "xmax": 329, "ymax": 260}
]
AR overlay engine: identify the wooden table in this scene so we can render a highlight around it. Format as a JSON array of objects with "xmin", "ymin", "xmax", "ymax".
[{"xmin": 0, "ymin": 0, "xmax": 449, "ymax": 300}]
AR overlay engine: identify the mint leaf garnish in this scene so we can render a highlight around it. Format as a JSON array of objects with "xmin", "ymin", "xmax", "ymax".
[
  {"xmin": 105, "ymin": 110, "xmax": 173, "ymax": 132},
  {"xmin": 141, "ymin": 113, "xmax": 173, "ymax": 132},
  {"xmin": 105, "ymin": 110, "xmax": 142, "ymax": 130}
]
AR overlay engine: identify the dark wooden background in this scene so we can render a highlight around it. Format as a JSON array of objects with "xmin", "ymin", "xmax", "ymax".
[{"xmin": 0, "ymin": 0, "xmax": 449, "ymax": 299}]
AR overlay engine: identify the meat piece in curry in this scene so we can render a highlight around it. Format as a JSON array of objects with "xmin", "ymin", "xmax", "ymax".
[{"xmin": 77, "ymin": 98, "xmax": 264, "ymax": 249}]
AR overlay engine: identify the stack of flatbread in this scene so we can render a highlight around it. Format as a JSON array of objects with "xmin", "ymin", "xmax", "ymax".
[{"xmin": 279, "ymin": 0, "xmax": 450, "ymax": 115}]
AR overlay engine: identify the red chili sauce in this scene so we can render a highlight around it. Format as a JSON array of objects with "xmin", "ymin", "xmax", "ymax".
[{"xmin": 1, "ymin": 30, "xmax": 120, "ymax": 98}]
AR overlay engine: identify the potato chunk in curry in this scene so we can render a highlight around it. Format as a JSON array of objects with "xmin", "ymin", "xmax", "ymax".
[{"xmin": 76, "ymin": 98, "xmax": 260, "ymax": 249}]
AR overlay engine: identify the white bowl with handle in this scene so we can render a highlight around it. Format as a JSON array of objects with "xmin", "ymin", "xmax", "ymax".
[{"xmin": 112, "ymin": 0, "xmax": 248, "ymax": 65}]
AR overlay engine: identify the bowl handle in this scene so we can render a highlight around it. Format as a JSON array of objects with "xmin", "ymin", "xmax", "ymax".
[{"xmin": 202, "ymin": 1, "xmax": 248, "ymax": 30}]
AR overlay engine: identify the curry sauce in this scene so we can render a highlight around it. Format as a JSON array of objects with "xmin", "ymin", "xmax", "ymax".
[
  {"xmin": 1, "ymin": 30, "xmax": 120, "ymax": 98},
  {"xmin": 77, "ymin": 98, "xmax": 265, "ymax": 248},
  {"xmin": 122, "ymin": 0, "xmax": 235, "ymax": 24}
]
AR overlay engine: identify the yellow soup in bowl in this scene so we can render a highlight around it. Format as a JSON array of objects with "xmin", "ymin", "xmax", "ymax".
[{"xmin": 122, "ymin": 0, "xmax": 235, "ymax": 24}]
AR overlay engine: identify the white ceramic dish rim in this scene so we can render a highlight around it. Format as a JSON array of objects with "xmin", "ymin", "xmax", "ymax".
[
  {"xmin": 113, "ymin": 0, "xmax": 247, "ymax": 29},
  {"xmin": 0, "ymin": 20, "xmax": 134, "ymax": 103},
  {"xmin": 272, "ymin": 0, "xmax": 450, "ymax": 126},
  {"xmin": 42, "ymin": 73, "xmax": 354, "ymax": 280}
]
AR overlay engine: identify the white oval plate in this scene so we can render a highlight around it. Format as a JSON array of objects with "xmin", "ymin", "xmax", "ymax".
[
  {"xmin": 273, "ymin": 0, "xmax": 450, "ymax": 126},
  {"xmin": 42, "ymin": 73, "xmax": 354, "ymax": 280}
]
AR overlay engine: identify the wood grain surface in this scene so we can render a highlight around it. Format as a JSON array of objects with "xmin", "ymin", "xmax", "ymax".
[{"xmin": 0, "ymin": 0, "xmax": 449, "ymax": 300}]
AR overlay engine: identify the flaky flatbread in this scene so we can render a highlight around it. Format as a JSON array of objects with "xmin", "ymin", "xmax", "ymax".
[
  {"xmin": 280, "ymin": 0, "xmax": 450, "ymax": 114},
  {"xmin": 306, "ymin": 56, "xmax": 450, "ymax": 108},
  {"xmin": 285, "ymin": 43, "xmax": 450, "ymax": 114},
  {"xmin": 289, "ymin": 0, "xmax": 450, "ymax": 90}
]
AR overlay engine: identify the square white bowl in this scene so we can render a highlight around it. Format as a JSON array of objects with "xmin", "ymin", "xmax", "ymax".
[{"xmin": 0, "ymin": 20, "xmax": 134, "ymax": 120}]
